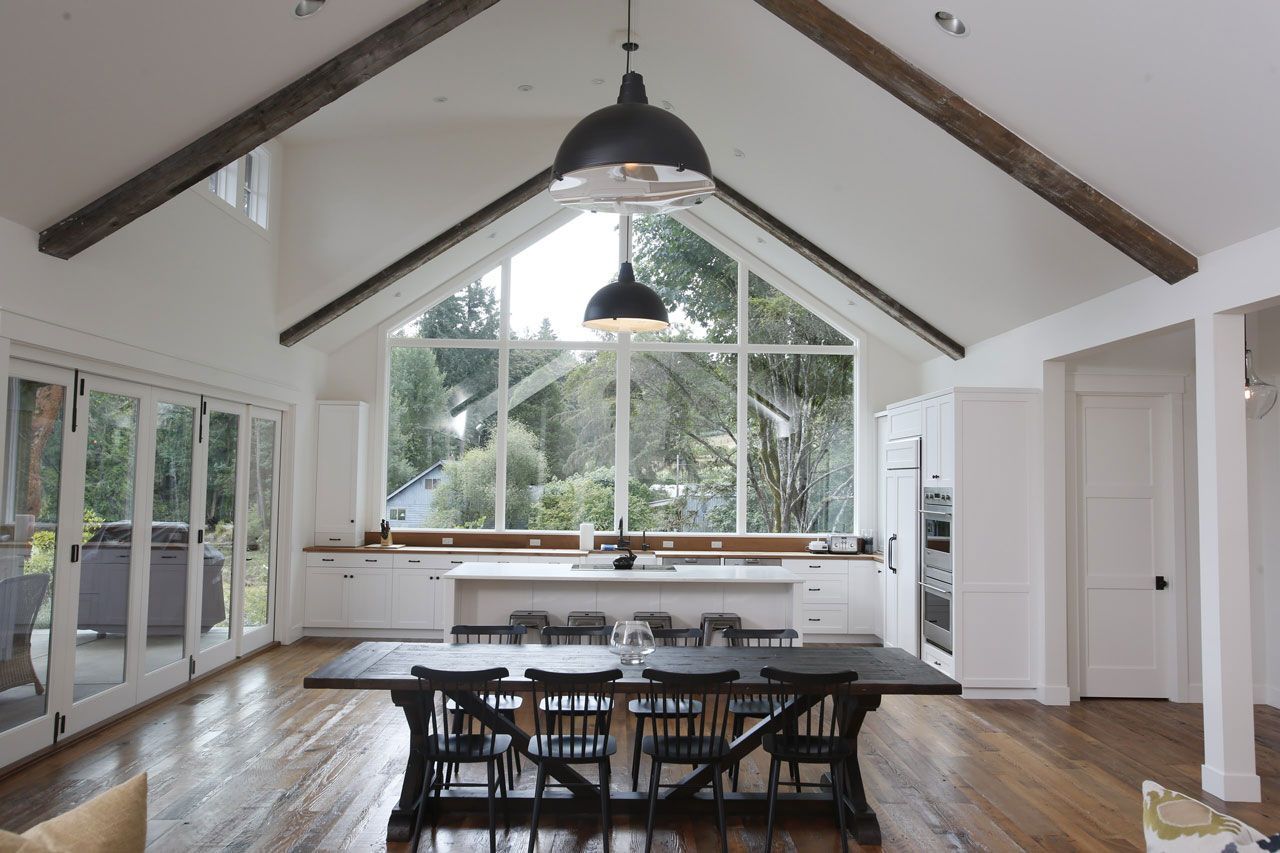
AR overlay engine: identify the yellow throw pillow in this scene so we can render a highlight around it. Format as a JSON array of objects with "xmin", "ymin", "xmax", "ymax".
[
  {"xmin": 1142, "ymin": 780, "xmax": 1264, "ymax": 852},
  {"xmin": 0, "ymin": 774, "xmax": 146, "ymax": 853}
]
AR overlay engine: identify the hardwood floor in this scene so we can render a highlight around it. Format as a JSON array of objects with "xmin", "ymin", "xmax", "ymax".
[{"xmin": 0, "ymin": 637, "xmax": 1275, "ymax": 851}]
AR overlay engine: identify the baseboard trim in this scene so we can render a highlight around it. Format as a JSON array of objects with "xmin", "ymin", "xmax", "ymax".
[
  {"xmin": 1038, "ymin": 684, "xmax": 1071, "ymax": 706},
  {"xmin": 1268, "ymin": 684, "xmax": 1280, "ymax": 710},
  {"xmin": 303, "ymin": 627, "xmax": 446, "ymax": 640},
  {"xmin": 1201, "ymin": 765, "xmax": 1262, "ymax": 803},
  {"xmin": 962, "ymin": 687, "xmax": 1039, "ymax": 701}
]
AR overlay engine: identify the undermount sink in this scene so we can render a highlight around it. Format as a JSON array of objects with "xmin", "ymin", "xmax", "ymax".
[{"xmin": 569, "ymin": 563, "xmax": 678, "ymax": 572}]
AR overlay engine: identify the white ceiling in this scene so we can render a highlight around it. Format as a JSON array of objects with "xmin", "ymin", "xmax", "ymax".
[{"xmin": 4, "ymin": 0, "xmax": 1279, "ymax": 361}]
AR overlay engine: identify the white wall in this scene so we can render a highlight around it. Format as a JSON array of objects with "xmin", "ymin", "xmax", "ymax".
[{"xmin": 0, "ymin": 173, "xmax": 326, "ymax": 644}]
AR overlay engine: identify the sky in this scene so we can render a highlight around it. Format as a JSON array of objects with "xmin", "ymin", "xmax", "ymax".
[{"xmin": 509, "ymin": 213, "xmax": 620, "ymax": 341}]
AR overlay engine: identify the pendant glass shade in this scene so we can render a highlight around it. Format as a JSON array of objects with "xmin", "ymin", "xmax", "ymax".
[
  {"xmin": 1245, "ymin": 349, "xmax": 1277, "ymax": 419},
  {"xmin": 583, "ymin": 262, "xmax": 670, "ymax": 333},
  {"xmin": 551, "ymin": 72, "xmax": 714, "ymax": 215}
]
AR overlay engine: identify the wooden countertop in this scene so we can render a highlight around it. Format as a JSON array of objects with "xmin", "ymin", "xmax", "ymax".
[{"xmin": 301, "ymin": 544, "xmax": 881, "ymax": 561}]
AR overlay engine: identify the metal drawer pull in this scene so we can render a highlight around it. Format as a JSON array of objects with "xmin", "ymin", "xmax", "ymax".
[
  {"xmin": 807, "ymin": 618, "xmax": 821, "ymax": 622},
  {"xmin": 322, "ymin": 558, "xmax": 335, "ymax": 562},
  {"xmin": 807, "ymin": 588, "xmax": 822, "ymax": 592}
]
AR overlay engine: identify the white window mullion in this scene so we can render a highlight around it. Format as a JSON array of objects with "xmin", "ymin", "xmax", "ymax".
[
  {"xmin": 613, "ymin": 215, "xmax": 631, "ymax": 533},
  {"xmin": 494, "ymin": 260, "xmax": 512, "ymax": 531},
  {"xmin": 736, "ymin": 259, "xmax": 749, "ymax": 534}
]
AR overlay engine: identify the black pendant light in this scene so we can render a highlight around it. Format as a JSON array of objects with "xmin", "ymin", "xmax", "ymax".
[
  {"xmin": 550, "ymin": 0, "xmax": 714, "ymax": 214},
  {"xmin": 583, "ymin": 216, "xmax": 670, "ymax": 333}
]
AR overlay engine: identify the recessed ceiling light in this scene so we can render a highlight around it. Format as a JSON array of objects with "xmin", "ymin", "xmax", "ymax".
[
  {"xmin": 517, "ymin": 84, "xmax": 534, "ymax": 92},
  {"xmin": 591, "ymin": 78, "xmax": 606, "ymax": 85},
  {"xmin": 733, "ymin": 148, "xmax": 745, "ymax": 158},
  {"xmin": 934, "ymin": 10, "xmax": 968, "ymax": 36},
  {"xmin": 661, "ymin": 100, "xmax": 674, "ymax": 111},
  {"xmin": 294, "ymin": 0, "xmax": 325, "ymax": 18},
  {"xmin": 433, "ymin": 96, "xmax": 448, "ymax": 103}
]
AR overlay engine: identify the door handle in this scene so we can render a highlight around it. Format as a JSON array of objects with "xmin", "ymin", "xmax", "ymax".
[
  {"xmin": 887, "ymin": 534, "xmax": 897, "ymax": 573},
  {"xmin": 1155, "ymin": 575, "xmax": 1168, "ymax": 591}
]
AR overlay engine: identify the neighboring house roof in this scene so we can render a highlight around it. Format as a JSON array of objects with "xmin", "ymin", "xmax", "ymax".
[{"xmin": 386, "ymin": 461, "xmax": 446, "ymax": 503}]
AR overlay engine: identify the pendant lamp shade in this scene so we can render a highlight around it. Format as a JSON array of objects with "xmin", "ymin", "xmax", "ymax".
[
  {"xmin": 551, "ymin": 71, "xmax": 714, "ymax": 214},
  {"xmin": 1245, "ymin": 348, "xmax": 1277, "ymax": 419},
  {"xmin": 583, "ymin": 261, "xmax": 669, "ymax": 333}
]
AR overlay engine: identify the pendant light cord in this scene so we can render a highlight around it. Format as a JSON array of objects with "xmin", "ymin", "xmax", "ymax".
[
  {"xmin": 626, "ymin": 0, "xmax": 633, "ymax": 73},
  {"xmin": 623, "ymin": 214, "xmax": 633, "ymax": 262}
]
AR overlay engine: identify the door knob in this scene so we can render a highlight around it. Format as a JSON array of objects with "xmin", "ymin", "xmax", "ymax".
[{"xmin": 1155, "ymin": 575, "xmax": 1168, "ymax": 590}]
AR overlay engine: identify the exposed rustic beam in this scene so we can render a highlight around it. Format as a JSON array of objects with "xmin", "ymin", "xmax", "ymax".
[
  {"xmin": 38, "ymin": 0, "xmax": 503, "ymax": 260},
  {"xmin": 714, "ymin": 181, "xmax": 965, "ymax": 360},
  {"xmin": 753, "ymin": 0, "xmax": 1198, "ymax": 285},
  {"xmin": 279, "ymin": 168, "xmax": 551, "ymax": 347}
]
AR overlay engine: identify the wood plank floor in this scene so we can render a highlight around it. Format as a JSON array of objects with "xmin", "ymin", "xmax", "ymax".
[{"xmin": 0, "ymin": 638, "xmax": 1274, "ymax": 851}]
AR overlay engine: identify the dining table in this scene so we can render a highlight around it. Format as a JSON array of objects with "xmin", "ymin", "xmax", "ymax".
[{"xmin": 303, "ymin": 641, "xmax": 962, "ymax": 845}]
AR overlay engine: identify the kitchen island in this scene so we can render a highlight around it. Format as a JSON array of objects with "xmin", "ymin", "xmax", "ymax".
[{"xmin": 442, "ymin": 561, "xmax": 806, "ymax": 639}]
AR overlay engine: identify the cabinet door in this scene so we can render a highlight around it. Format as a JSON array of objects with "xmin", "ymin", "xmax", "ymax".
[
  {"xmin": 937, "ymin": 395, "xmax": 954, "ymax": 485},
  {"xmin": 314, "ymin": 405, "xmax": 359, "ymax": 532},
  {"xmin": 922, "ymin": 399, "xmax": 942, "ymax": 483},
  {"xmin": 304, "ymin": 567, "xmax": 347, "ymax": 627},
  {"xmin": 347, "ymin": 569, "xmax": 393, "ymax": 628},
  {"xmin": 392, "ymin": 571, "xmax": 437, "ymax": 630},
  {"xmin": 848, "ymin": 561, "xmax": 880, "ymax": 634}
]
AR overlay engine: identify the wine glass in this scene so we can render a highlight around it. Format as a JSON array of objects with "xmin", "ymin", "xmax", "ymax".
[{"xmin": 609, "ymin": 620, "xmax": 656, "ymax": 666}]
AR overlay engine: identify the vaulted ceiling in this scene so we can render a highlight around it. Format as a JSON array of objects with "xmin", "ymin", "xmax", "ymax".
[{"xmin": 3, "ymin": 0, "xmax": 1277, "ymax": 361}]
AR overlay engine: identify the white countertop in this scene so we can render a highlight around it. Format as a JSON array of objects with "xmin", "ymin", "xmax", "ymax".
[{"xmin": 447, "ymin": 562, "xmax": 803, "ymax": 585}]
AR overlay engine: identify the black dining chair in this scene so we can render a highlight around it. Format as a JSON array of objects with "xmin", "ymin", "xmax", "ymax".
[
  {"xmin": 760, "ymin": 666, "xmax": 861, "ymax": 853},
  {"xmin": 638, "ymin": 667, "xmax": 740, "ymax": 853},
  {"xmin": 410, "ymin": 665, "xmax": 514, "ymax": 853},
  {"xmin": 626, "ymin": 627, "xmax": 705, "ymax": 792},
  {"xmin": 722, "ymin": 627, "xmax": 800, "ymax": 792},
  {"xmin": 541, "ymin": 624, "xmax": 611, "ymax": 645},
  {"xmin": 447, "ymin": 624, "xmax": 527, "ymax": 786},
  {"xmin": 524, "ymin": 667, "xmax": 624, "ymax": 853}
]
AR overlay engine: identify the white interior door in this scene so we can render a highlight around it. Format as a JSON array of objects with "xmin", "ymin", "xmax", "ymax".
[
  {"xmin": 1077, "ymin": 394, "xmax": 1177, "ymax": 698},
  {"xmin": 192, "ymin": 399, "xmax": 244, "ymax": 674}
]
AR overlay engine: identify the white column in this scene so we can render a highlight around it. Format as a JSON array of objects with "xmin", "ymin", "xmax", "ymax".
[
  {"xmin": 1040, "ymin": 360, "xmax": 1070, "ymax": 705},
  {"xmin": 1193, "ymin": 313, "xmax": 1260, "ymax": 802}
]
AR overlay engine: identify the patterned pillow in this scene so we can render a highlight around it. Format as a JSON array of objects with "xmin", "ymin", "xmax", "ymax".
[
  {"xmin": 1142, "ymin": 781, "xmax": 1265, "ymax": 852},
  {"xmin": 1224, "ymin": 834, "xmax": 1280, "ymax": 852}
]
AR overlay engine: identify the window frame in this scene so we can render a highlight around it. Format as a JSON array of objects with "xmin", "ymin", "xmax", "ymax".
[
  {"xmin": 376, "ymin": 209, "xmax": 863, "ymax": 536},
  {"xmin": 198, "ymin": 147, "xmax": 270, "ymax": 232}
]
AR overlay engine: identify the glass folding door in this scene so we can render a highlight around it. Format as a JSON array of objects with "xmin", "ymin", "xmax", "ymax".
[
  {"xmin": 138, "ymin": 392, "xmax": 201, "ymax": 701},
  {"xmin": 0, "ymin": 363, "xmax": 77, "ymax": 766},
  {"xmin": 60, "ymin": 374, "xmax": 155, "ymax": 735},
  {"xmin": 193, "ymin": 401, "xmax": 243, "ymax": 673},
  {"xmin": 240, "ymin": 409, "xmax": 279, "ymax": 654}
]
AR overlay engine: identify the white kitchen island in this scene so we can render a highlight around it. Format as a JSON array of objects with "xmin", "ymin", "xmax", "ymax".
[{"xmin": 441, "ymin": 561, "xmax": 807, "ymax": 640}]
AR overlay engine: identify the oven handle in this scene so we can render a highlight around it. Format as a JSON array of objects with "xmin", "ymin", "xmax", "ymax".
[
  {"xmin": 919, "ymin": 582, "xmax": 952, "ymax": 597},
  {"xmin": 918, "ymin": 509, "xmax": 952, "ymax": 518}
]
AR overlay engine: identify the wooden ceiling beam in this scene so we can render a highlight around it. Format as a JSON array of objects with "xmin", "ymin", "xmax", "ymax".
[
  {"xmin": 714, "ymin": 181, "xmax": 965, "ymax": 360},
  {"xmin": 279, "ymin": 168, "xmax": 551, "ymax": 347},
  {"xmin": 38, "ymin": 0, "xmax": 503, "ymax": 260},
  {"xmin": 753, "ymin": 0, "xmax": 1198, "ymax": 284}
]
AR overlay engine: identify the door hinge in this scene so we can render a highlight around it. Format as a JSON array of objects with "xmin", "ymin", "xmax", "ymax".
[
  {"xmin": 196, "ymin": 528, "xmax": 204, "ymax": 544},
  {"xmin": 53, "ymin": 711, "xmax": 66, "ymax": 744},
  {"xmin": 1155, "ymin": 575, "xmax": 1169, "ymax": 591},
  {"xmin": 189, "ymin": 655, "xmax": 196, "ymax": 678},
  {"xmin": 70, "ymin": 544, "xmax": 80, "ymax": 563}
]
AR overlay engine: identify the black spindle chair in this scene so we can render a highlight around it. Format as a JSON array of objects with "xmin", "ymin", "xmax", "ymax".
[
  {"xmin": 722, "ymin": 627, "xmax": 800, "ymax": 792},
  {"xmin": 541, "ymin": 624, "xmax": 610, "ymax": 646},
  {"xmin": 638, "ymin": 668, "xmax": 740, "ymax": 853},
  {"xmin": 524, "ymin": 667, "xmax": 624, "ymax": 853},
  {"xmin": 760, "ymin": 667, "xmax": 861, "ymax": 853},
  {"xmin": 410, "ymin": 666, "xmax": 513, "ymax": 853},
  {"xmin": 447, "ymin": 624, "xmax": 527, "ymax": 785},
  {"xmin": 626, "ymin": 627, "xmax": 705, "ymax": 791}
]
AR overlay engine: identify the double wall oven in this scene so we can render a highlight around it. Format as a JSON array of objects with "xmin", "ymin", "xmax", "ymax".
[{"xmin": 919, "ymin": 487, "xmax": 953, "ymax": 655}]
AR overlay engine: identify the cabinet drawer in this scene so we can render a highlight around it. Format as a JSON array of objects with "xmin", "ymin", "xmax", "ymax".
[
  {"xmin": 350, "ymin": 554, "xmax": 393, "ymax": 569},
  {"xmin": 800, "ymin": 575, "xmax": 848, "ymax": 603},
  {"xmin": 315, "ymin": 531, "xmax": 360, "ymax": 547},
  {"xmin": 393, "ymin": 554, "xmax": 455, "ymax": 570},
  {"xmin": 799, "ymin": 606, "xmax": 848, "ymax": 634},
  {"xmin": 922, "ymin": 644, "xmax": 954, "ymax": 677},
  {"xmin": 307, "ymin": 552, "xmax": 359, "ymax": 569},
  {"xmin": 783, "ymin": 558, "xmax": 849, "ymax": 575}
]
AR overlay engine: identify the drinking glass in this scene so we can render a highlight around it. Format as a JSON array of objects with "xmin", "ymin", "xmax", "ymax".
[{"xmin": 609, "ymin": 620, "xmax": 657, "ymax": 666}]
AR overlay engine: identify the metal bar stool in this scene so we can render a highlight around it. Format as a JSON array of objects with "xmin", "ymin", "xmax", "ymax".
[
  {"xmin": 447, "ymin": 625, "xmax": 527, "ymax": 786},
  {"xmin": 567, "ymin": 610, "xmax": 608, "ymax": 627},
  {"xmin": 723, "ymin": 627, "xmax": 800, "ymax": 792},
  {"xmin": 639, "ymin": 667, "xmax": 739, "ymax": 853},
  {"xmin": 699, "ymin": 612, "xmax": 741, "ymax": 646},
  {"xmin": 626, "ymin": 627, "xmax": 705, "ymax": 792},
  {"xmin": 760, "ymin": 666, "xmax": 861, "ymax": 853},
  {"xmin": 524, "ymin": 667, "xmax": 624, "ymax": 853},
  {"xmin": 410, "ymin": 665, "xmax": 513, "ymax": 853},
  {"xmin": 633, "ymin": 610, "xmax": 672, "ymax": 631},
  {"xmin": 509, "ymin": 610, "xmax": 551, "ymax": 631}
]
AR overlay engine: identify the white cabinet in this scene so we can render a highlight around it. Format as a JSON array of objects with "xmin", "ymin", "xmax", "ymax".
[
  {"xmin": 886, "ymin": 403, "xmax": 922, "ymax": 441},
  {"xmin": 922, "ymin": 395, "xmax": 954, "ymax": 486},
  {"xmin": 347, "ymin": 569, "xmax": 393, "ymax": 628},
  {"xmin": 848, "ymin": 561, "xmax": 880, "ymax": 634},
  {"xmin": 303, "ymin": 566, "xmax": 347, "ymax": 627},
  {"xmin": 314, "ymin": 402, "xmax": 368, "ymax": 547},
  {"xmin": 392, "ymin": 571, "xmax": 439, "ymax": 630}
]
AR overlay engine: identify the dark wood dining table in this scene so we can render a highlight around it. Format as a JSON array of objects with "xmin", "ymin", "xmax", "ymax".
[{"xmin": 304, "ymin": 641, "xmax": 961, "ymax": 845}]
